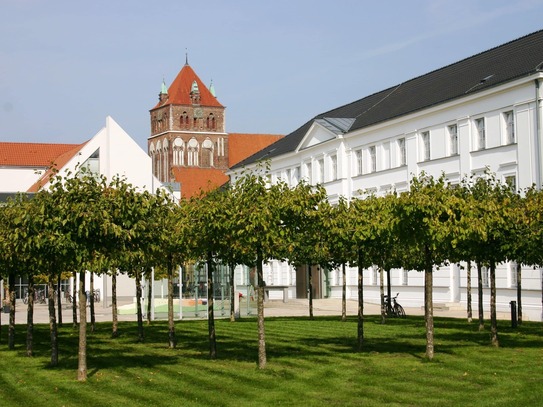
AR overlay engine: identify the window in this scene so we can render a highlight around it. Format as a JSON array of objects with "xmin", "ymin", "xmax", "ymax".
[
  {"xmin": 448, "ymin": 124, "xmax": 458, "ymax": 156},
  {"xmin": 475, "ymin": 118, "xmax": 485, "ymax": 150},
  {"xmin": 372, "ymin": 267, "xmax": 378, "ymax": 286},
  {"xmin": 505, "ymin": 175, "xmax": 517, "ymax": 192},
  {"xmin": 292, "ymin": 166, "xmax": 300, "ymax": 185},
  {"xmin": 355, "ymin": 150, "xmax": 363, "ymax": 175},
  {"xmin": 330, "ymin": 154, "xmax": 338, "ymax": 181},
  {"xmin": 421, "ymin": 131, "xmax": 430, "ymax": 161},
  {"xmin": 510, "ymin": 261, "xmax": 518, "ymax": 288},
  {"xmin": 402, "ymin": 269, "xmax": 408, "ymax": 286},
  {"xmin": 504, "ymin": 111, "xmax": 515, "ymax": 144},
  {"xmin": 481, "ymin": 265, "xmax": 489, "ymax": 288},
  {"xmin": 398, "ymin": 138, "xmax": 406, "ymax": 166},
  {"xmin": 317, "ymin": 158, "xmax": 324, "ymax": 183},
  {"xmin": 304, "ymin": 162, "xmax": 312, "ymax": 184},
  {"xmin": 369, "ymin": 146, "xmax": 376, "ymax": 173}
]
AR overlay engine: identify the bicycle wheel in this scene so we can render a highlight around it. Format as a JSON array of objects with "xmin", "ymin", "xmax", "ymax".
[{"xmin": 396, "ymin": 304, "xmax": 406, "ymax": 318}]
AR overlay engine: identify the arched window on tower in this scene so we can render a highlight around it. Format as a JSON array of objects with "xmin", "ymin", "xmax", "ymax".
[
  {"xmin": 201, "ymin": 138, "xmax": 214, "ymax": 167},
  {"xmin": 187, "ymin": 138, "xmax": 199, "ymax": 167},
  {"xmin": 173, "ymin": 138, "xmax": 185, "ymax": 166},
  {"xmin": 149, "ymin": 142, "xmax": 157, "ymax": 176},
  {"xmin": 207, "ymin": 113, "xmax": 216, "ymax": 130},
  {"xmin": 181, "ymin": 112, "xmax": 189, "ymax": 128},
  {"xmin": 162, "ymin": 139, "xmax": 169, "ymax": 181},
  {"xmin": 156, "ymin": 140, "xmax": 162, "ymax": 181}
]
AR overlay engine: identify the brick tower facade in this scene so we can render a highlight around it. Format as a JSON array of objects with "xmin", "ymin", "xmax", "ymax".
[{"xmin": 148, "ymin": 62, "xmax": 228, "ymax": 183}]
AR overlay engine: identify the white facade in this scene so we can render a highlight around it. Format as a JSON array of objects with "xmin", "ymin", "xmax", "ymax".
[
  {"xmin": 230, "ymin": 56, "xmax": 543, "ymax": 321},
  {"xmin": 0, "ymin": 116, "xmax": 167, "ymax": 303}
]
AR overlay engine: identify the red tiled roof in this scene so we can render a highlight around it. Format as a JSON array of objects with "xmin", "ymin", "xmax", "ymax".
[
  {"xmin": 228, "ymin": 133, "xmax": 284, "ymax": 167},
  {"xmin": 27, "ymin": 142, "xmax": 87, "ymax": 193},
  {"xmin": 172, "ymin": 167, "xmax": 229, "ymax": 199},
  {"xmin": 152, "ymin": 64, "xmax": 223, "ymax": 110},
  {"xmin": 0, "ymin": 142, "xmax": 85, "ymax": 167}
]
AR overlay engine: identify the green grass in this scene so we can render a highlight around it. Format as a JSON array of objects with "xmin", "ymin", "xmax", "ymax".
[{"xmin": 0, "ymin": 316, "xmax": 541, "ymax": 406}]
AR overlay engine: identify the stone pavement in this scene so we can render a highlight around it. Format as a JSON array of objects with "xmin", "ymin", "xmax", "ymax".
[{"xmin": 4, "ymin": 298, "xmax": 512, "ymax": 325}]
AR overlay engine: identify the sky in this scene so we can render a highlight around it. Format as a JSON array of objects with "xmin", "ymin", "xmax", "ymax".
[{"xmin": 1, "ymin": 0, "xmax": 543, "ymax": 150}]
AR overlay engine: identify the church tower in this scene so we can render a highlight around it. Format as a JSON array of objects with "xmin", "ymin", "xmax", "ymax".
[{"xmin": 148, "ymin": 60, "xmax": 228, "ymax": 187}]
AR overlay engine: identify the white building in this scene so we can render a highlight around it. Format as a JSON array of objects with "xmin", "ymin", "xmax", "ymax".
[
  {"xmin": 230, "ymin": 30, "xmax": 543, "ymax": 321},
  {"xmin": 0, "ymin": 116, "xmax": 168, "ymax": 304}
]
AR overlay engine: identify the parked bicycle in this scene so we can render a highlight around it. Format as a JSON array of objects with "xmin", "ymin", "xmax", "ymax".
[
  {"xmin": 22, "ymin": 289, "xmax": 47, "ymax": 305},
  {"xmin": 384, "ymin": 292, "xmax": 406, "ymax": 318}
]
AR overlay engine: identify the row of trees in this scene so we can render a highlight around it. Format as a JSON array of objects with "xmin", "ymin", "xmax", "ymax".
[{"xmin": 1, "ymin": 166, "xmax": 542, "ymax": 380}]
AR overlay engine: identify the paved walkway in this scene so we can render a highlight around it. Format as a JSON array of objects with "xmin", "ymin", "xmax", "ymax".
[{"xmin": 3, "ymin": 298, "xmax": 512, "ymax": 325}]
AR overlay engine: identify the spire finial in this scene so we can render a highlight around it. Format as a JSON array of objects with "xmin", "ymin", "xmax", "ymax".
[{"xmin": 185, "ymin": 48, "xmax": 189, "ymax": 65}]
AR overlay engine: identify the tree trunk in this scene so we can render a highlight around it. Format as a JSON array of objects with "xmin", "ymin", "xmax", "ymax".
[
  {"xmin": 466, "ymin": 261, "xmax": 473, "ymax": 323},
  {"xmin": 308, "ymin": 264, "xmax": 314, "ymax": 320},
  {"xmin": 230, "ymin": 263, "xmax": 236, "ymax": 322},
  {"xmin": 516, "ymin": 262, "xmax": 522, "ymax": 325},
  {"xmin": 112, "ymin": 271, "xmax": 118, "ymax": 338},
  {"xmin": 256, "ymin": 248, "xmax": 267, "ymax": 369},
  {"xmin": 77, "ymin": 270, "xmax": 87, "ymax": 381},
  {"xmin": 89, "ymin": 272, "xmax": 95, "ymax": 333},
  {"xmin": 477, "ymin": 261, "xmax": 484, "ymax": 331},
  {"xmin": 207, "ymin": 252, "xmax": 217, "ymax": 359},
  {"xmin": 135, "ymin": 269, "xmax": 144, "ymax": 342},
  {"xmin": 26, "ymin": 274, "xmax": 35, "ymax": 356},
  {"xmin": 167, "ymin": 255, "xmax": 176, "ymax": 349},
  {"xmin": 8, "ymin": 272, "xmax": 16, "ymax": 350},
  {"xmin": 357, "ymin": 249, "xmax": 364, "ymax": 351},
  {"xmin": 380, "ymin": 267, "xmax": 385, "ymax": 324},
  {"xmin": 48, "ymin": 277, "xmax": 58, "ymax": 366},
  {"xmin": 387, "ymin": 269, "xmax": 392, "ymax": 314},
  {"xmin": 56, "ymin": 279, "xmax": 62, "ymax": 327},
  {"xmin": 72, "ymin": 270, "xmax": 78, "ymax": 327},
  {"xmin": 424, "ymin": 246, "xmax": 434, "ymax": 360},
  {"xmin": 146, "ymin": 272, "xmax": 152, "ymax": 326},
  {"xmin": 341, "ymin": 263, "xmax": 346, "ymax": 322},
  {"xmin": 490, "ymin": 260, "xmax": 499, "ymax": 347}
]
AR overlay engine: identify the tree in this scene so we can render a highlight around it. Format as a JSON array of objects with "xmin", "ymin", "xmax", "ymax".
[
  {"xmin": 230, "ymin": 169, "xmax": 288, "ymax": 368},
  {"xmin": 458, "ymin": 173, "xmax": 517, "ymax": 346},
  {"xmin": 321, "ymin": 197, "xmax": 356, "ymax": 322},
  {"xmin": 395, "ymin": 173, "xmax": 463, "ymax": 360},
  {"xmin": 281, "ymin": 181, "xmax": 328, "ymax": 319},
  {"xmin": 47, "ymin": 168, "xmax": 115, "ymax": 381}
]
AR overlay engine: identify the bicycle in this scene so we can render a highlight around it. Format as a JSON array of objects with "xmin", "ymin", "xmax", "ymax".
[{"xmin": 384, "ymin": 292, "xmax": 406, "ymax": 318}]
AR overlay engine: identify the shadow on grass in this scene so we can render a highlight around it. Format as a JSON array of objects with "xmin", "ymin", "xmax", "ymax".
[{"xmin": 9, "ymin": 314, "xmax": 542, "ymax": 372}]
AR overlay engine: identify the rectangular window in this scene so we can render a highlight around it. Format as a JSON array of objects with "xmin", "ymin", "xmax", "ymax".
[
  {"xmin": 372, "ymin": 267, "xmax": 378, "ymax": 286},
  {"xmin": 510, "ymin": 261, "xmax": 518, "ymax": 288},
  {"xmin": 398, "ymin": 138, "xmax": 406, "ymax": 166},
  {"xmin": 330, "ymin": 154, "xmax": 338, "ymax": 181},
  {"xmin": 318, "ymin": 158, "xmax": 324, "ymax": 183},
  {"xmin": 448, "ymin": 124, "xmax": 458, "ymax": 156},
  {"xmin": 369, "ymin": 146, "xmax": 376, "ymax": 173},
  {"xmin": 504, "ymin": 111, "xmax": 515, "ymax": 144},
  {"xmin": 402, "ymin": 269, "xmax": 408, "ymax": 286},
  {"xmin": 356, "ymin": 150, "xmax": 363, "ymax": 175},
  {"xmin": 421, "ymin": 131, "xmax": 430, "ymax": 161},
  {"xmin": 481, "ymin": 265, "xmax": 489, "ymax": 288},
  {"xmin": 475, "ymin": 118, "xmax": 485, "ymax": 150},
  {"xmin": 505, "ymin": 175, "xmax": 517, "ymax": 193},
  {"xmin": 292, "ymin": 166, "xmax": 300, "ymax": 185},
  {"xmin": 304, "ymin": 162, "xmax": 312, "ymax": 184},
  {"xmin": 285, "ymin": 169, "xmax": 291, "ymax": 186}
]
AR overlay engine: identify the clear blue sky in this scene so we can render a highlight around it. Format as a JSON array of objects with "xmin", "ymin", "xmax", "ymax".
[{"xmin": 1, "ymin": 0, "xmax": 543, "ymax": 149}]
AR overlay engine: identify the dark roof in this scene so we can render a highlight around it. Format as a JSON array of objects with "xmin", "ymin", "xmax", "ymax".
[{"xmin": 234, "ymin": 29, "xmax": 543, "ymax": 168}]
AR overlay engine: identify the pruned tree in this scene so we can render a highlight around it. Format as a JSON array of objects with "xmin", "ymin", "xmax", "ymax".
[{"xmin": 395, "ymin": 173, "xmax": 463, "ymax": 360}]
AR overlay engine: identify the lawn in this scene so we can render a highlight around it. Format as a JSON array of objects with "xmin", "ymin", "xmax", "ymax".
[{"xmin": 0, "ymin": 315, "xmax": 541, "ymax": 406}]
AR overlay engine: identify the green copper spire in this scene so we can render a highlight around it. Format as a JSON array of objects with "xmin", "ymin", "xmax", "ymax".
[
  {"xmin": 191, "ymin": 80, "xmax": 199, "ymax": 94},
  {"xmin": 209, "ymin": 79, "xmax": 216, "ymax": 97},
  {"xmin": 160, "ymin": 79, "xmax": 168, "ymax": 94}
]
